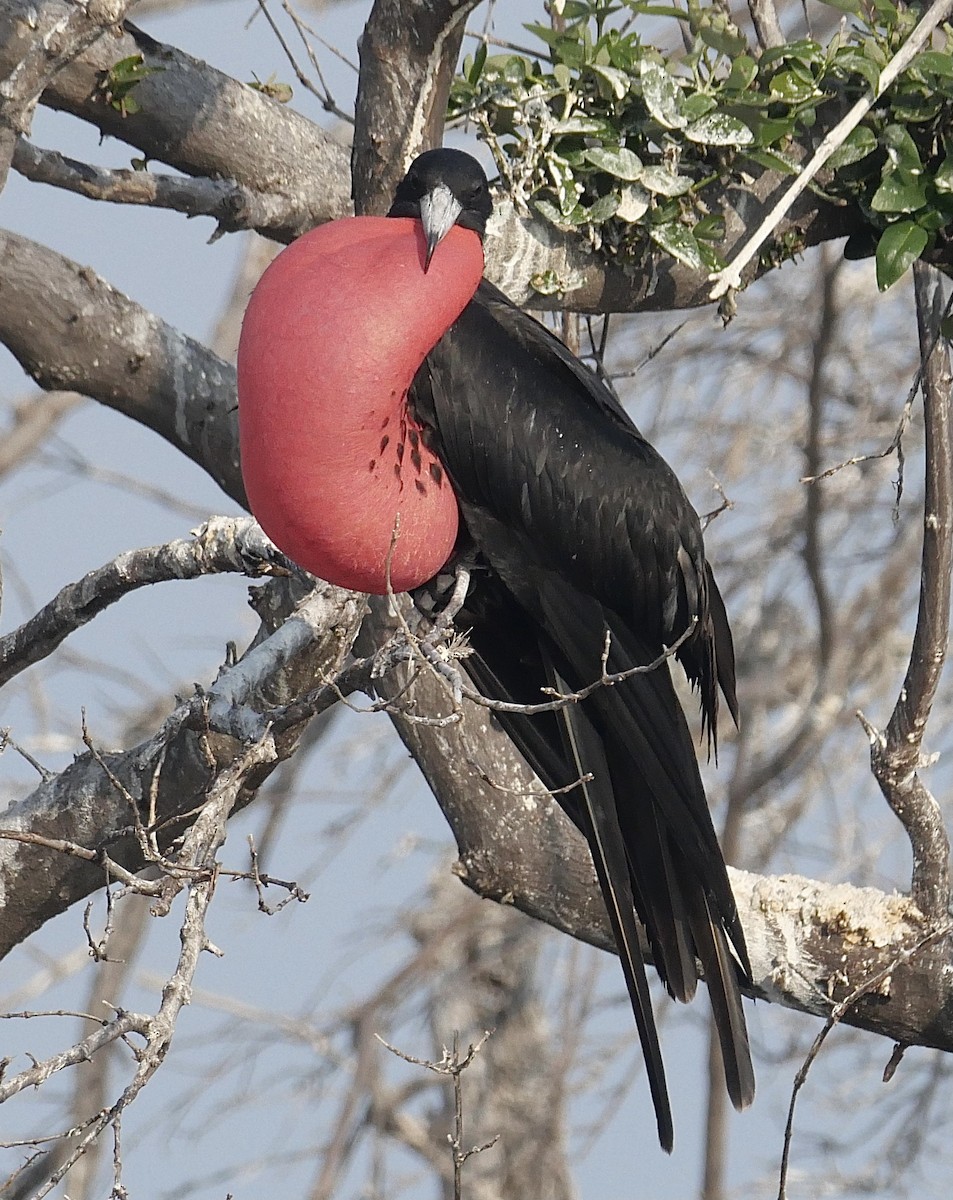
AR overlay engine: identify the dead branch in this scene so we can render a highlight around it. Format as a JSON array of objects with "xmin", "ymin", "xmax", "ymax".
[
  {"xmin": 0, "ymin": 581, "xmax": 363, "ymax": 958},
  {"xmin": 0, "ymin": 517, "xmax": 292, "ymax": 688},
  {"xmin": 0, "ymin": 0, "xmax": 127, "ymax": 193},
  {"xmin": 0, "ymin": 229, "xmax": 243, "ymax": 499},
  {"xmin": 860, "ymin": 265, "xmax": 953, "ymax": 921},
  {"xmin": 12, "ymin": 138, "xmax": 295, "ymax": 240}
]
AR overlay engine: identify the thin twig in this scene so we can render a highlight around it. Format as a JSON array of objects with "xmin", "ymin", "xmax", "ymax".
[{"xmin": 255, "ymin": 0, "xmax": 354, "ymax": 124}]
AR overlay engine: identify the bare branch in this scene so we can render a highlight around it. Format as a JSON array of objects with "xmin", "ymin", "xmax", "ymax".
[
  {"xmin": 11, "ymin": 138, "xmax": 295, "ymax": 241},
  {"xmin": 0, "ymin": 229, "xmax": 243, "ymax": 500},
  {"xmin": 0, "ymin": 581, "xmax": 364, "ymax": 958},
  {"xmin": 747, "ymin": 0, "xmax": 784, "ymax": 51},
  {"xmin": 352, "ymin": 0, "xmax": 482, "ymax": 213},
  {"xmin": 0, "ymin": 517, "xmax": 292, "ymax": 688},
  {"xmin": 0, "ymin": 390, "xmax": 81, "ymax": 479},
  {"xmin": 860, "ymin": 265, "xmax": 953, "ymax": 920},
  {"xmin": 0, "ymin": 0, "xmax": 128, "ymax": 192},
  {"xmin": 26, "ymin": 11, "xmax": 353, "ymax": 237},
  {"xmin": 777, "ymin": 919, "xmax": 953, "ymax": 1200},
  {"xmin": 0, "ymin": 1009, "xmax": 149, "ymax": 1104}
]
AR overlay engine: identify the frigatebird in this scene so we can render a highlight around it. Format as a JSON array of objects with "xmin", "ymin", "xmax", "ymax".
[{"xmin": 237, "ymin": 147, "xmax": 754, "ymax": 1150}]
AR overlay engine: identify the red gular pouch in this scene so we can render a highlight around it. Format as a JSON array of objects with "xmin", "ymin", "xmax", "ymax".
[{"xmin": 238, "ymin": 216, "xmax": 484, "ymax": 593}]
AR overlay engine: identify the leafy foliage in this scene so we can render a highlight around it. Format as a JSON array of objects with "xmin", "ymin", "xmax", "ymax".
[{"xmin": 449, "ymin": 0, "xmax": 953, "ymax": 291}]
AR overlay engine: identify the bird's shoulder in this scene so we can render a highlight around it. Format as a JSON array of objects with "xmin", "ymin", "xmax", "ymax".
[{"xmin": 414, "ymin": 280, "xmax": 709, "ymax": 645}]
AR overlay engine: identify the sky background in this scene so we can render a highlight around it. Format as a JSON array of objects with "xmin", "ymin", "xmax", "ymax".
[{"xmin": 1, "ymin": 2, "xmax": 949, "ymax": 1198}]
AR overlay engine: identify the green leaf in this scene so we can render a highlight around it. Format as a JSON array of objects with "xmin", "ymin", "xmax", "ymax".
[
  {"xmin": 681, "ymin": 92, "xmax": 716, "ymax": 121},
  {"xmin": 743, "ymin": 147, "xmax": 799, "ymax": 174},
  {"xmin": 586, "ymin": 193, "xmax": 621, "ymax": 223},
  {"xmin": 829, "ymin": 47, "xmax": 881, "ymax": 93},
  {"xmin": 639, "ymin": 164, "xmax": 693, "ymax": 195},
  {"xmin": 696, "ymin": 15, "xmax": 747, "ymax": 58},
  {"xmin": 684, "ymin": 112, "xmax": 753, "ymax": 146},
  {"xmin": 755, "ymin": 116, "xmax": 797, "ymax": 145},
  {"xmin": 530, "ymin": 268, "xmax": 567, "ymax": 296},
  {"xmin": 552, "ymin": 62, "xmax": 570, "ymax": 90},
  {"xmin": 591, "ymin": 63, "xmax": 630, "ymax": 99},
  {"xmin": 769, "ymin": 69, "xmax": 818, "ymax": 104},
  {"xmin": 640, "ymin": 60, "xmax": 685, "ymax": 129},
  {"xmin": 827, "ymin": 126, "xmax": 877, "ymax": 169},
  {"xmin": 553, "ymin": 115, "xmax": 611, "ymax": 135},
  {"xmin": 883, "ymin": 124, "xmax": 923, "ymax": 175},
  {"xmin": 875, "ymin": 221, "xmax": 927, "ymax": 290},
  {"xmin": 650, "ymin": 222, "xmax": 705, "ymax": 270},
  {"xmin": 724, "ymin": 55, "xmax": 758, "ymax": 93},
  {"xmin": 694, "ymin": 213, "xmax": 726, "ymax": 241},
  {"xmin": 524, "ymin": 23, "xmax": 568, "ymax": 49},
  {"xmin": 547, "ymin": 154, "xmax": 581, "ymax": 215},
  {"xmin": 871, "ymin": 172, "xmax": 927, "ymax": 213},
  {"xmin": 469, "ymin": 41, "xmax": 487, "ymax": 86},
  {"xmin": 617, "ymin": 183, "xmax": 650, "ymax": 222},
  {"xmin": 913, "ymin": 50, "xmax": 953, "ymax": 78},
  {"xmin": 585, "ymin": 146, "xmax": 643, "ymax": 180},
  {"xmin": 760, "ymin": 39, "xmax": 823, "ymax": 69},
  {"xmin": 817, "ymin": 0, "xmax": 862, "ymax": 12},
  {"xmin": 934, "ymin": 154, "xmax": 953, "ymax": 194}
]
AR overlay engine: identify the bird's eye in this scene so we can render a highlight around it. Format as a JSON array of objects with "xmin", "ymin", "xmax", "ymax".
[{"xmin": 463, "ymin": 181, "xmax": 487, "ymax": 203}]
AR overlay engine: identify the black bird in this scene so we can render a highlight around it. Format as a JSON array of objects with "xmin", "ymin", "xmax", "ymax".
[
  {"xmin": 239, "ymin": 147, "xmax": 754, "ymax": 1151},
  {"xmin": 389, "ymin": 148, "xmax": 754, "ymax": 1150}
]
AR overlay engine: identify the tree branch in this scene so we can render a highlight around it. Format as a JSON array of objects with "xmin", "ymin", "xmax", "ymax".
[
  {"xmin": 0, "ymin": 0, "xmax": 127, "ymax": 193},
  {"xmin": 710, "ymin": 0, "xmax": 953, "ymax": 300},
  {"xmin": 352, "ymin": 0, "xmax": 481, "ymax": 213},
  {"xmin": 860, "ymin": 265, "xmax": 953, "ymax": 921},
  {"xmin": 2, "ymin": 2, "xmax": 867, "ymax": 310},
  {"xmin": 746, "ymin": 0, "xmax": 784, "ymax": 52},
  {"xmin": 0, "ymin": 228, "xmax": 243, "ymax": 501},
  {"xmin": 0, "ymin": 516, "xmax": 290, "ymax": 689},
  {"xmin": 11, "ymin": 137, "xmax": 295, "ymax": 240},
  {"xmin": 0, "ymin": 580, "xmax": 364, "ymax": 959}
]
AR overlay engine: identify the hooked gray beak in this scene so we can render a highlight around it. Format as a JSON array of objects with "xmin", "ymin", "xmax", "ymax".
[{"xmin": 419, "ymin": 183, "xmax": 463, "ymax": 271}]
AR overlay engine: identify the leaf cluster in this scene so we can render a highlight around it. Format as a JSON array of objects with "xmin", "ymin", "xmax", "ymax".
[
  {"xmin": 449, "ymin": 0, "xmax": 953, "ymax": 291},
  {"xmin": 94, "ymin": 53, "xmax": 162, "ymax": 118}
]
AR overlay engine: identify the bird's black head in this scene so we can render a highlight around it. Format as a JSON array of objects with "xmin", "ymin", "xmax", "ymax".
[{"xmin": 388, "ymin": 148, "xmax": 492, "ymax": 269}]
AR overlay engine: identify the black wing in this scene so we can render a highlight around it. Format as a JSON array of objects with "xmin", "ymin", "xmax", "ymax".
[{"xmin": 411, "ymin": 281, "xmax": 753, "ymax": 1148}]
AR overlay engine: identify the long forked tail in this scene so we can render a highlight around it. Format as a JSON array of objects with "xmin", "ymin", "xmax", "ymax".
[{"xmin": 554, "ymin": 671, "xmax": 675, "ymax": 1153}]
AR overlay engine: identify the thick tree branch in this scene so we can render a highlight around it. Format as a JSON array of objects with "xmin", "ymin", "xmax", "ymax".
[
  {"xmin": 861, "ymin": 266, "xmax": 953, "ymax": 921},
  {"xmin": 747, "ymin": 0, "xmax": 784, "ymax": 52},
  {"xmin": 0, "ymin": 228, "xmax": 243, "ymax": 501},
  {"xmin": 17, "ymin": 11, "xmax": 353, "ymax": 237},
  {"xmin": 352, "ymin": 0, "xmax": 481, "ymax": 213},
  {"xmin": 0, "ymin": 1, "xmax": 870, "ymax": 310}
]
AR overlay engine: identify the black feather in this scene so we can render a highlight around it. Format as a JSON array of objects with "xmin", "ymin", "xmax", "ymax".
[{"xmin": 396, "ymin": 148, "xmax": 754, "ymax": 1146}]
